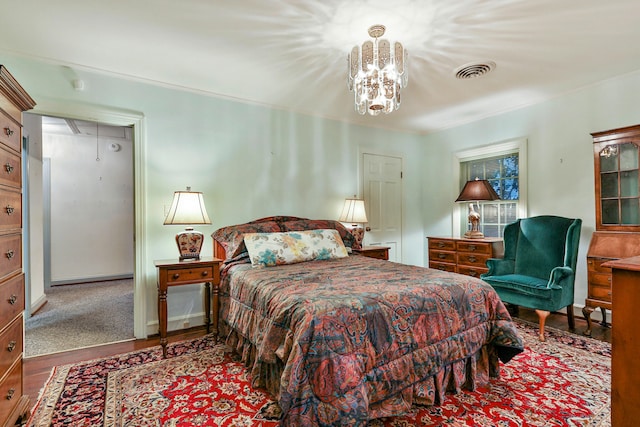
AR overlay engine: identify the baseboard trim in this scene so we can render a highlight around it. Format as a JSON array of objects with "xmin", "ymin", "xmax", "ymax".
[
  {"xmin": 51, "ymin": 274, "xmax": 133, "ymax": 287},
  {"xmin": 30, "ymin": 294, "xmax": 48, "ymax": 316}
]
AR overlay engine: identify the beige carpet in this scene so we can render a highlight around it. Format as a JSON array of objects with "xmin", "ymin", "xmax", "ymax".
[{"xmin": 24, "ymin": 279, "xmax": 134, "ymax": 357}]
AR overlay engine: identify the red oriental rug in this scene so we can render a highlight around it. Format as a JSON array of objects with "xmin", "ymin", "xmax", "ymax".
[{"xmin": 27, "ymin": 320, "xmax": 610, "ymax": 427}]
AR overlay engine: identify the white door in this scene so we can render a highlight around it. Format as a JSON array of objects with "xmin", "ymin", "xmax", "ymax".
[{"xmin": 363, "ymin": 153, "xmax": 403, "ymax": 262}]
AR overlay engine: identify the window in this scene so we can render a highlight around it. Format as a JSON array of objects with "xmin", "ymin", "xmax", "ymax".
[{"xmin": 454, "ymin": 139, "xmax": 527, "ymax": 238}]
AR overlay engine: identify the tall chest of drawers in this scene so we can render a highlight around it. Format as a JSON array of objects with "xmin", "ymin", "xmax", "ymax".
[
  {"xmin": 427, "ymin": 237, "xmax": 504, "ymax": 278},
  {"xmin": 0, "ymin": 66, "xmax": 35, "ymax": 426}
]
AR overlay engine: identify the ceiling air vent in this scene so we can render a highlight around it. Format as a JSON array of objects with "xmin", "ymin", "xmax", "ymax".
[{"xmin": 454, "ymin": 61, "xmax": 496, "ymax": 79}]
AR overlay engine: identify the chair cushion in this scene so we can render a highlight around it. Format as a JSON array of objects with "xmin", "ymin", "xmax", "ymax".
[{"xmin": 513, "ymin": 216, "xmax": 572, "ymax": 280}]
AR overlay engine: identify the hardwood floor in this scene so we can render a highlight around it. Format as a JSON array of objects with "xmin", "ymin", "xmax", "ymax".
[{"xmin": 23, "ymin": 308, "xmax": 612, "ymax": 412}]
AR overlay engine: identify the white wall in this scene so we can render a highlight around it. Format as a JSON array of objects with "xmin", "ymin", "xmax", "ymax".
[{"xmin": 42, "ymin": 124, "xmax": 134, "ymax": 283}]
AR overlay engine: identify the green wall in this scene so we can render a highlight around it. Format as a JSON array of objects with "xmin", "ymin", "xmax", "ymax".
[{"xmin": 1, "ymin": 54, "xmax": 423, "ymax": 336}]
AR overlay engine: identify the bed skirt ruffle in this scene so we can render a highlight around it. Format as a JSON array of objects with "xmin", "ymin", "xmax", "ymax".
[{"xmin": 220, "ymin": 320, "xmax": 500, "ymax": 425}]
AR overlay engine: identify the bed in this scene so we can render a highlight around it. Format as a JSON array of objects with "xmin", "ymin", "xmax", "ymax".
[{"xmin": 211, "ymin": 216, "xmax": 524, "ymax": 426}]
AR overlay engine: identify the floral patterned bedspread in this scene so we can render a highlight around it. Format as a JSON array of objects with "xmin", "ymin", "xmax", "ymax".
[{"xmin": 220, "ymin": 254, "xmax": 524, "ymax": 427}]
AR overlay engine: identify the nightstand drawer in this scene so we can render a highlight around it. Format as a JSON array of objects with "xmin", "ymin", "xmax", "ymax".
[{"xmin": 164, "ymin": 266, "xmax": 213, "ymax": 284}]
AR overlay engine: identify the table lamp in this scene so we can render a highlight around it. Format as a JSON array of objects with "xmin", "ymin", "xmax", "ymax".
[
  {"xmin": 339, "ymin": 197, "xmax": 368, "ymax": 249},
  {"xmin": 455, "ymin": 178, "xmax": 500, "ymax": 239},
  {"xmin": 163, "ymin": 187, "xmax": 211, "ymax": 260}
]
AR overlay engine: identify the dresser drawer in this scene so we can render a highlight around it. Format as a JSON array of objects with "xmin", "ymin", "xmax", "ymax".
[
  {"xmin": 0, "ymin": 235, "xmax": 20, "ymax": 280},
  {"xmin": 164, "ymin": 266, "xmax": 214, "ymax": 285},
  {"xmin": 587, "ymin": 257, "xmax": 612, "ymax": 274},
  {"xmin": 0, "ymin": 359, "xmax": 22, "ymax": 423},
  {"xmin": 0, "ymin": 316, "xmax": 21, "ymax": 377},
  {"xmin": 0, "ymin": 148, "xmax": 20, "ymax": 190},
  {"xmin": 429, "ymin": 249, "xmax": 456, "ymax": 264},
  {"xmin": 429, "ymin": 261, "xmax": 456, "ymax": 273},
  {"xmin": 457, "ymin": 252, "xmax": 490, "ymax": 268},
  {"xmin": 428, "ymin": 238, "xmax": 456, "ymax": 251},
  {"xmin": 0, "ymin": 274, "xmax": 23, "ymax": 328},
  {"xmin": 0, "ymin": 190, "xmax": 21, "ymax": 231},
  {"xmin": 457, "ymin": 241, "xmax": 492, "ymax": 255},
  {"xmin": 588, "ymin": 281, "xmax": 612, "ymax": 302},
  {"xmin": 0, "ymin": 111, "xmax": 21, "ymax": 154},
  {"xmin": 457, "ymin": 265, "xmax": 487, "ymax": 278}
]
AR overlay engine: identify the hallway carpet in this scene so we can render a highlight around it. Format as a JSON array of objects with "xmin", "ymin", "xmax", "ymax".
[{"xmin": 25, "ymin": 279, "xmax": 134, "ymax": 357}]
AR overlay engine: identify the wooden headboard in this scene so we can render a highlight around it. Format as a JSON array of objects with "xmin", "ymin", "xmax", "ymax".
[{"xmin": 213, "ymin": 240, "xmax": 227, "ymax": 261}]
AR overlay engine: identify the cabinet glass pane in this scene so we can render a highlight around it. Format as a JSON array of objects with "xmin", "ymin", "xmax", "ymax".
[
  {"xmin": 602, "ymin": 199, "xmax": 619, "ymax": 224},
  {"xmin": 621, "ymin": 170, "xmax": 639, "ymax": 197},
  {"xmin": 621, "ymin": 198, "xmax": 640, "ymax": 224},
  {"xmin": 620, "ymin": 143, "xmax": 639, "ymax": 170},
  {"xmin": 600, "ymin": 148, "xmax": 618, "ymax": 172},
  {"xmin": 601, "ymin": 172, "xmax": 619, "ymax": 198}
]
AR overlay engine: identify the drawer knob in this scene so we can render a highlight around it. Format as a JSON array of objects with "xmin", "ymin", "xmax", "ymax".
[
  {"xmin": 201, "ymin": 271, "xmax": 209, "ymax": 277},
  {"xmin": 437, "ymin": 242, "xmax": 445, "ymax": 248},
  {"xmin": 468, "ymin": 245, "xmax": 477, "ymax": 251},
  {"xmin": 7, "ymin": 340, "xmax": 16, "ymax": 352},
  {"xmin": 5, "ymin": 205, "xmax": 14, "ymax": 215},
  {"xmin": 6, "ymin": 250, "xmax": 14, "ymax": 259},
  {"xmin": 4, "ymin": 127, "xmax": 14, "ymax": 137},
  {"xmin": 4, "ymin": 163, "xmax": 14, "ymax": 174},
  {"xmin": 6, "ymin": 388, "xmax": 15, "ymax": 400},
  {"xmin": 468, "ymin": 255, "xmax": 477, "ymax": 263},
  {"xmin": 438, "ymin": 253, "xmax": 446, "ymax": 259},
  {"xmin": 172, "ymin": 273, "xmax": 180, "ymax": 280},
  {"xmin": 8, "ymin": 294, "xmax": 16, "ymax": 305},
  {"xmin": 469, "ymin": 271, "xmax": 478, "ymax": 277}
]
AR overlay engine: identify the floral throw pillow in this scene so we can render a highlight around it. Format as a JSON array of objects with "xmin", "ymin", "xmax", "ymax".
[{"xmin": 244, "ymin": 229, "xmax": 348, "ymax": 267}]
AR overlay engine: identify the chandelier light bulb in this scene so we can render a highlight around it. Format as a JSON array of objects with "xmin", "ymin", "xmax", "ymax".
[{"xmin": 347, "ymin": 25, "xmax": 408, "ymax": 116}]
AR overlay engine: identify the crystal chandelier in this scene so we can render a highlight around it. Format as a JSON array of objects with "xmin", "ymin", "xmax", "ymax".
[{"xmin": 347, "ymin": 25, "xmax": 408, "ymax": 115}]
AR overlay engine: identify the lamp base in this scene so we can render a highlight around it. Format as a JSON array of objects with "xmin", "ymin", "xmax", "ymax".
[
  {"xmin": 463, "ymin": 230, "xmax": 485, "ymax": 239},
  {"xmin": 349, "ymin": 225, "xmax": 365, "ymax": 250},
  {"xmin": 175, "ymin": 227, "xmax": 204, "ymax": 260}
]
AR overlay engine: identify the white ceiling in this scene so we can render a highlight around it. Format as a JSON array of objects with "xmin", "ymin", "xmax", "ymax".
[{"xmin": 3, "ymin": 0, "xmax": 640, "ymax": 134}]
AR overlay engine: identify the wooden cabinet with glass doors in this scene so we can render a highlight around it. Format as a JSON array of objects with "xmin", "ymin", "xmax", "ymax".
[{"xmin": 584, "ymin": 125, "xmax": 640, "ymax": 335}]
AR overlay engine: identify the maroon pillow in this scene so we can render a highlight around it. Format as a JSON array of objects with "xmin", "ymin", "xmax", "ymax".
[{"xmin": 211, "ymin": 221, "xmax": 281, "ymax": 260}]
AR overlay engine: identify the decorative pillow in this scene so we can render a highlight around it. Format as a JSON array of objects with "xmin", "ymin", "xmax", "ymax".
[
  {"xmin": 211, "ymin": 221, "xmax": 281, "ymax": 260},
  {"xmin": 280, "ymin": 219, "xmax": 358, "ymax": 250},
  {"xmin": 244, "ymin": 229, "xmax": 348, "ymax": 267}
]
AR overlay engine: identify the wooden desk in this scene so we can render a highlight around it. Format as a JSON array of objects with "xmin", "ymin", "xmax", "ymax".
[
  {"xmin": 603, "ymin": 256, "xmax": 640, "ymax": 426},
  {"xmin": 155, "ymin": 257, "xmax": 221, "ymax": 358}
]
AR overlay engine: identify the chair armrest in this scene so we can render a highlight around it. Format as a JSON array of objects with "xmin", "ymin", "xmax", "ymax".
[
  {"xmin": 484, "ymin": 258, "xmax": 515, "ymax": 276},
  {"xmin": 547, "ymin": 266, "xmax": 574, "ymax": 289}
]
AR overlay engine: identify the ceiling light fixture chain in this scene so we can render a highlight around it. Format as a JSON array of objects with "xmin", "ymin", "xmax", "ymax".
[{"xmin": 347, "ymin": 25, "xmax": 408, "ymax": 116}]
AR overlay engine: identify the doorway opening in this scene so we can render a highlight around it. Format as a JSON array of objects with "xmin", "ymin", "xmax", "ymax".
[{"xmin": 23, "ymin": 114, "xmax": 135, "ymax": 356}]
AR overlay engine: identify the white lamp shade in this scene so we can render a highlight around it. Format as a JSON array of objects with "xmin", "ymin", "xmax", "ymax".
[
  {"xmin": 338, "ymin": 198, "xmax": 368, "ymax": 224},
  {"xmin": 163, "ymin": 189, "xmax": 211, "ymax": 225}
]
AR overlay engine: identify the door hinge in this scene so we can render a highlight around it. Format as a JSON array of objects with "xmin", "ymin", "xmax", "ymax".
[{"xmin": 400, "ymin": 171, "xmax": 403, "ymax": 179}]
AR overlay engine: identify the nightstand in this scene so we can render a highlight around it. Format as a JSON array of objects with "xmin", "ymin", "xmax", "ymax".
[
  {"xmin": 354, "ymin": 246, "xmax": 390, "ymax": 260},
  {"xmin": 154, "ymin": 256, "xmax": 221, "ymax": 358}
]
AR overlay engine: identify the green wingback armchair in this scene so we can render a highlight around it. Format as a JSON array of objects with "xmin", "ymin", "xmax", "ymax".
[{"xmin": 481, "ymin": 215, "xmax": 582, "ymax": 341}]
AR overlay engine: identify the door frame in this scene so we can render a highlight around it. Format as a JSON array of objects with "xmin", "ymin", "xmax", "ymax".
[{"xmin": 29, "ymin": 99, "xmax": 148, "ymax": 339}]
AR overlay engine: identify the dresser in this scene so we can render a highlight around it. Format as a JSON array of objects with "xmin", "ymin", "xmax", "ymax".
[
  {"xmin": 0, "ymin": 66, "xmax": 35, "ymax": 426},
  {"xmin": 427, "ymin": 237, "xmax": 504, "ymax": 278},
  {"xmin": 602, "ymin": 256, "xmax": 640, "ymax": 426}
]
